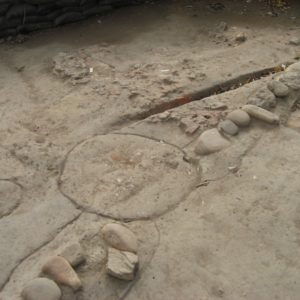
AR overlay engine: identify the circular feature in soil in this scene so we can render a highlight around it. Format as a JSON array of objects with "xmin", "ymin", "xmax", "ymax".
[
  {"xmin": 0, "ymin": 181, "xmax": 21, "ymax": 217},
  {"xmin": 60, "ymin": 134, "xmax": 199, "ymax": 220}
]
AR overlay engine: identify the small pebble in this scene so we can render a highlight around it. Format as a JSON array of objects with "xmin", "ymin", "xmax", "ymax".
[
  {"xmin": 42, "ymin": 256, "xmax": 82, "ymax": 291},
  {"xmin": 216, "ymin": 21, "xmax": 228, "ymax": 32},
  {"xmin": 235, "ymin": 32, "xmax": 246, "ymax": 43},
  {"xmin": 21, "ymin": 278, "xmax": 61, "ymax": 300},
  {"xmin": 289, "ymin": 37, "xmax": 300, "ymax": 46},
  {"xmin": 242, "ymin": 105, "xmax": 280, "ymax": 124},
  {"xmin": 218, "ymin": 119, "xmax": 239, "ymax": 136},
  {"xmin": 228, "ymin": 166, "xmax": 239, "ymax": 173},
  {"xmin": 102, "ymin": 223, "xmax": 138, "ymax": 253},
  {"xmin": 226, "ymin": 109, "xmax": 251, "ymax": 127}
]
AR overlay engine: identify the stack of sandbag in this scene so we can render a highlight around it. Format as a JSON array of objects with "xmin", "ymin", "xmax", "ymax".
[{"xmin": 0, "ymin": 0, "xmax": 142, "ymax": 37}]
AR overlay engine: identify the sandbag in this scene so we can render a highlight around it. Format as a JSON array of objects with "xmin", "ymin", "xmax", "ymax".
[
  {"xmin": 45, "ymin": 9, "xmax": 62, "ymax": 21},
  {"xmin": 81, "ymin": 0, "xmax": 96, "ymax": 9},
  {"xmin": 24, "ymin": 0, "xmax": 55, "ymax": 5},
  {"xmin": 18, "ymin": 21, "xmax": 52, "ymax": 32},
  {"xmin": 0, "ymin": 0, "xmax": 20, "ymax": 4},
  {"xmin": 55, "ymin": 0, "xmax": 79, "ymax": 7},
  {"xmin": 6, "ymin": 4, "xmax": 37, "ymax": 19},
  {"xmin": 54, "ymin": 11, "xmax": 83, "ymax": 26},
  {"xmin": 83, "ymin": 4, "xmax": 111, "ymax": 16},
  {"xmin": 1, "ymin": 17, "xmax": 22, "ymax": 29},
  {"xmin": 80, "ymin": 0, "xmax": 97, "ymax": 6},
  {"xmin": 79, "ymin": 0, "xmax": 94, "ymax": 6},
  {"xmin": 62, "ymin": 6, "xmax": 81, "ymax": 12},
  {"xmin": 111, "ymin": 0, "xmax": 139, "ymax": 7},
  {"xmin": 0, "ymin": 3, "xmax": 10, "ymax": 15},
  {"xmin": 37, "ymin": 2, "xmax": 57, "ymax": 14},
  {"xmin": 0, "ymin": 27, "xmax": 16, "ymax": 36},
  {"xmin": 23, "ymin": 14, "xmax": 47, "ymax": 22}
]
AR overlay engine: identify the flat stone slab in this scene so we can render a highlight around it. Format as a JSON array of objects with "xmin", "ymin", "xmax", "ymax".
[
  {"xmin": 106, "ymin": 248, "xmax": 139, "ymax": 281},
  {"xmin": 60, "ymin": 134, "xmax": 199, "ymax": 220}
]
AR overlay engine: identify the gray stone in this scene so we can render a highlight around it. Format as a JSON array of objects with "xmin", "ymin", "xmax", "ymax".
[
  {"xmin": 194, "ymin": 128, "xmax": 231, "ymax": 155},
  {"xmin": 42, "ymin": 256, "xmax": 82, "ymax": 291},
  {"xmin": 102, "ymin": 223, "xmax": 138, "ymax": 253},
  {"xmin": 286, "ymin": 62, "xmax": 300, "ymax": 73},
  {"xmin": 277, "ymin": 71, "xmax": 300, "ymax": 90},
  {"xmin": 247, "ymin": 88, "xmax": 277, "ymax": 110},
  {"xmin": 218, "ymin": 120, "xmax": 239, "ymax": 136},
  {"xmin": 267, "ymin": 80, "xmax": 289, "ymax": 97},
  {"xmin": 289, "ymin": 37, "xmax": 300, "ymax": 46},
  {"xmin": 106, "ymin": 248, "xmax": 138, "ymax": 281},
  {"xmin": 242, "ymin": 105, "xmax": 280, "ymax": 124},
  {"xmin": 227, "ymin": 109, "xmax": 251, "ymax": 127},
  {"xmin": 59, "ymin": 242, "xmax": 85, "ymax": 267},
  {"xmin": 21, "ymin": 278, "xmax": 61, "ymax": 300}
]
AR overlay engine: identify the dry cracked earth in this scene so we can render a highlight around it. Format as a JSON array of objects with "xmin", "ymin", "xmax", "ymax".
[{"xmin": 1, "ymin": 0, "xmax": 300, "ymax": 299}]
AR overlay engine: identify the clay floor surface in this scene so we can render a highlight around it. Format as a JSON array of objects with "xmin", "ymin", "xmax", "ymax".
[{"xmin": 1, "ymin": 0, "xmax": 300, "ymax": 299}]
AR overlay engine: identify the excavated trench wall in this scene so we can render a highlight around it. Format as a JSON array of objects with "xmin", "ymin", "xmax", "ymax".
[{"xmin": 0, "ymin": 0, "xmax": 141, "ymax": 37}]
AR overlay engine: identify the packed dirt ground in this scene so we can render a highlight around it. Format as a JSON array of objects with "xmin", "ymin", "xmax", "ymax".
[{"xmin": 1, "ymin": 0, "xmax": 300, "ymax": 299}]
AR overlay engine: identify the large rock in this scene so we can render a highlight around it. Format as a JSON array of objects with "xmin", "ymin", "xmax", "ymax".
[
  {"xmin": 242, "ymin": 105, "xmax": 280, "ymax": 124},
  {"xmin": 102, "ymin": 223, "xmax": 138, "ymax": 253},
  {"xmin": 194, "ymin": 128, "xmax": 231, "ymax": 155},
  {"xmin": 277, "ymin": 71, "xmax": 300, "ymax": 90},
  {"xmin": 21, "ymin": 278, "xmax": 61, "ymax": 300},
  {"xmin": 59, "ymin": 242, "xmax": 85, "ymax": 267},
  {"xmin": 226, "ymin": 109, "xmax": 251, "ymax": 127},
  {"xmin": 42, "ymin": 256, "xmax": 82, "ymax": 291},
  {"xmin": 286, "ymin": 62, "xmax": 300, "ymax": 73},
  {"xmin": 267, "ymin": 80, "xmax": 289, "ymax": 98},
  {"xmin": 247, "ymin": 88, "xmax": 276, "ymax": 110},
  {"xmin": 106, "ymin": 248, "xmax": 139, "ymax": 281}
]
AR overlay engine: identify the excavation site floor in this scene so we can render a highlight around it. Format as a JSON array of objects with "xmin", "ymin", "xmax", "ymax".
[{"xmin": 1, "ymin": 0, "xmax": 300, "ymax": 299}]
